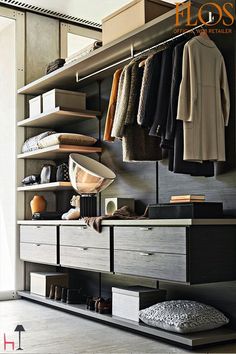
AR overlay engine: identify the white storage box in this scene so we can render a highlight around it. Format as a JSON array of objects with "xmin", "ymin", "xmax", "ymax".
[
  {"xmin": 102, "ymin": 0, "xmax": 173, "ymax": 45},
  {"xmin": 30, "ymin": 272, "xmax": 68, "ymax": 297},
  {"xmin": 29, "ymin": 95, "xmax": 42, "ymax": 117},
  {"xmin": 42, "ymin": 89, "xmax": 86, "ymax": 113},
  {"xmin": 112, "ymin": 286, "xmax": 166, "ymax": 322}
]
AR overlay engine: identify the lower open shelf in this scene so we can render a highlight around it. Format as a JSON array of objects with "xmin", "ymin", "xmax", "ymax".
[{"xmin": 18, "ymin": 291, "xmax": 236, "ymax": 348}]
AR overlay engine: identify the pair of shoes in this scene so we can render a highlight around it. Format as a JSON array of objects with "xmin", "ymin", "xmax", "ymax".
[
  {"xmin": 49, "ymin": 285, "xmax": 82, "ymax": 304},
  {"xmin": 49, "ymin": 284, "xmax": 63, "ymax": 300},
  {"xmin": 86, "ymin": 296, "xmax": 99, "ymax": 311},
  {"xmin": 95, "ymin": 298, "xmax": 112, "ymax": 314}
]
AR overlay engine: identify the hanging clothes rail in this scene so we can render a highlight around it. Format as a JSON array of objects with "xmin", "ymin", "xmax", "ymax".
[{"xmin": 76, "ymin": 12, "xmax": 214, "ymax": 84}]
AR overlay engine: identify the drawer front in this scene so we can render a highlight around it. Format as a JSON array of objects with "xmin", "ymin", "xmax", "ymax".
[
  {"xmin": 60, "ymin": 246, "xmax": 110, "ymax": 272},
  {"xmin": 20, "ymin": 225, "xmax": 57, "ymax": 245},
  {"xmin": 114, "ymin": 227, "xmax": 186, "ymax": 254},
  {"xmin": 114, "ymin": 250, "xmax": 187, "ymax": 282},
  {"xmin": 60, "ymin": 226, "xmax": 109, "ymax": 248},
  {"xmin": 20, "ymin": 242, "xmax": 57, "ymax": 265}
]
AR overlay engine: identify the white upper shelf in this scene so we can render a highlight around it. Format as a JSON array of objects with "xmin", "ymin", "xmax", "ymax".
[
  {"xmin": 17, "ymin": 107, "xmax": 100, "ymax": 128},
  {"xmin": 17, "ymin": 8, "xmax": 180, "ymax": 95}
]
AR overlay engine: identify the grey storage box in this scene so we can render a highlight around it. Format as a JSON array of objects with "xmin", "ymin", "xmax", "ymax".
[
  {"xmin": 30, "ymin": 272, "xmax": 68, "ymax": 297},
  {"xmin": 112, "ymin": 286, "xmax": 166, "ymax": 322},
  {"xmin": 42, "ymin": 89, "xmax": 86, "ymax": 113},
  {"xmin": 29, "ymin": 95, "xmax": 42, "ymax": 117},
  {"xmin": 102, "ymin": 0, "xmax": 173, "ymax": 45}
]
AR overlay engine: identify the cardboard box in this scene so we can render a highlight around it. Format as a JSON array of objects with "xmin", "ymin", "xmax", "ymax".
[
  {"xmin": 29, "ymin": 95, "xmax": 42, "ymax": 117},
  {"xmin": 112, "ymin": 286, "xmax": 166, "ymax": 322},
  {"xmin": 42, "ymin": 89, "xmax": 86, "ymax": 113},
  {"xmin": 30, "ymin": 272, "xmax": 68, "ymax": 297},
  {"xmin": 102, "ymin": 0, "xmax": 173, "ymax": 45}
]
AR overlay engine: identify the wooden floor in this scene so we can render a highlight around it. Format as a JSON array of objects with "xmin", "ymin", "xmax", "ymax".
[{"xmin": 1, "ymin": 299, "xmax": 236, "ymax": 354}]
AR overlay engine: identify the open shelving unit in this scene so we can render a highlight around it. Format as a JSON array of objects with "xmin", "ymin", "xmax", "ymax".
[
  {"xmin": 17, "ymin": 107, "xmax": 101, "ymax": 128},
  {"xmin": 18, "ymin": 291, "xmax": 236, "ymax": 348},
  {"xmin": 17, "ymin": 182, "xmax": 72, "ymax": 192},
  {"xmin": 17, "ymin": 144, "xmax": 102, "ymax": 160}
]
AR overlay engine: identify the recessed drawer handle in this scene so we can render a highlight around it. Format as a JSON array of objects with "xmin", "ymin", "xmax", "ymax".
[
  {"xmin": 77, "ymin": 247, "xmax": 88, "ymax": 251},
  {"xmin": 139, "ymin": 227, "xmax": 152, "ymax": 231},
  {"xmin": 78, "ymin": 226, "xmax": 87, "ymax": 230},
  {"xmin": 35, "ymin": 244, "xmax": 41, "ymax": 247},
  {"xmin": 35, "ymin": 226, "xmax": 41, "ymax": 229},
  {"xmin": 139, "ymin": 252, "xmax": 153, "ymax": 256}
]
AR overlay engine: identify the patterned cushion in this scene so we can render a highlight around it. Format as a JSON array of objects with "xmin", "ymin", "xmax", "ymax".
[
  {"xmin": 38, "ymin": 133, "xmax": 97, "ymax": 148},
  {"xmin": 139, "ymin": 300, "xmax": 229, "ymax": 333}
]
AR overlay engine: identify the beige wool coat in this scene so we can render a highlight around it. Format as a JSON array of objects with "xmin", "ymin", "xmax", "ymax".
[{"xmin": 177, "ymin": 36, "xmax": 230, "ymax": 162}]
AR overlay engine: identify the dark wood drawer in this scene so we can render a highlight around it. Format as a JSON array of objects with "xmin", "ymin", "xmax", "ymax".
[
  {"xmin": 20, "ymin": 225, "xmax": 57, "ymax": 245},
  {"xmin": 114, "ymin": 226, "xmax": 186, "ymax": 254},
  {"xmin": 60, "ymin": 226, "xmax": 109, "ymax": 249},
  {"xmin": 60, "ymin": 246, "xmax": 110, "ymax": 272},
  {"xmin": 20, "ymin": 242, "xmax": 57, "ymax": 265},
  {"xmin": 114, "ymin": 250, "xmax": 187, "ymax": 282}
]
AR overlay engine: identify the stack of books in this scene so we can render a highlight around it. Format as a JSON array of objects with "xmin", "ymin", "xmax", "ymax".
[{"xmin": 170, "ymin": 195, "xmax": 206, "ymax": 203}]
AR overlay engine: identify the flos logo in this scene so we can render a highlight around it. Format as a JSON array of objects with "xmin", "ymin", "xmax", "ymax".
[
  {"xmin": 175, "ymin": 1, "xmax": 234, "ymax": 34},
  {"xmin": 1, "ymin": 325, "xmax": 25, "ymax": 351}
]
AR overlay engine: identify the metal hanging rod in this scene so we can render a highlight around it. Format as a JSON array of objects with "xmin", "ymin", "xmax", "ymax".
[{"xmin": 76, "ymin": 12, "xmax": 214, "ymax": 84}]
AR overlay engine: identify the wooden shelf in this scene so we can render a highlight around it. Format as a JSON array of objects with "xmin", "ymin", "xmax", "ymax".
[
  {"xmin": 17, "ymin": 8, "xmax": 181, "ymax": 95},
  {"xmin": 17, "ymin": 182, "xmax": 72, "ymax": 192},
  {"xmin": 18, "ymin": 291, "xmax": 236, "ymax": 348},
  {"xmin": 17, "ymin": 107, "xmax": 100, "ymax": 128},
  {"xmin": 17, "ymin": 144, "xmax": 102, "ymax": 160}
]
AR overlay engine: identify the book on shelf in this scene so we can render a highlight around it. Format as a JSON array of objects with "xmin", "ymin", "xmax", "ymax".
[
  {"xmin": 170, "ymin": 199, "xmax": 205, "ymax": 204},
  {"xmin": 170, "ymin": 195, "xmax": 205, "ymax": 201}
]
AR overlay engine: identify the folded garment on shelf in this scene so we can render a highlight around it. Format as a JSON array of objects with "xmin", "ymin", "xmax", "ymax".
[
  {"xmin": 64, "ymin": 41, "xmax": 102, "ymax": 65},
  {"xmin": 22, "ymin": 174, "xmax": 40, "ymax": 185},
  {"xmin": 38, "ymin": 133, "xmax": 97, "ymax": 148},
  {"xmin": 46, "ymin": 58, "xmax": 65, "ymax": 74},
  {"xmin": 22, "ymin": 131, "xmax": 56, "ymax": 153}
]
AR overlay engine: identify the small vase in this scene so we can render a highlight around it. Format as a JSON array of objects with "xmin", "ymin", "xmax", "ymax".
[{"xmin": 30, "ymin": 195, "xmax": 46, "ymax": 214}]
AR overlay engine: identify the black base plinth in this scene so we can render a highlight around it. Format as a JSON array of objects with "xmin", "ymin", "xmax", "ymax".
[{"xmin": 80, "ymin": 195, "xmax": 97, "ymax": 217}]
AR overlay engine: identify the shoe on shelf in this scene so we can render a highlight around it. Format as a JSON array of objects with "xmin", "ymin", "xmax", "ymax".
[
  {"xmin": 66, "ymin": 289, "xmax": 82, "ymax": 304},
  {"xmin": 48, "ymin": 284, "xmax": 55, "ymax": 299},
  {"xmin": 61, "ymin": 287, "xmax": 68, "ymax": 303},
  {"xmin": 95, "ymin": 298, "xmax": 112, "ymax": 314},
  {"xmin": 54, "ymin": 285, "xmax": 62, "ymax": 301},
  {"xmin": 86, "ymin": 296, "xmax": 99, "ymax": 311}
]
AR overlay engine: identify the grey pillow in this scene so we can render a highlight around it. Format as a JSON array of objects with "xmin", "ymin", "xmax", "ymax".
[
  {"xmin": 139, "ymin": 300, "xmax": 229, "ymax": 333},
  {"xmin": 22, "ymin": 131, "xmax": 56, "ymax": 153}
]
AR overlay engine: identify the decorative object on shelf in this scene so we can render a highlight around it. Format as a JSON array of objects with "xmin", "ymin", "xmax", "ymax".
[
  {"xmin": 22, "ymin": 174, "xmax": 40, "ymax": 186},
  {"xmin": 56, "ymin": 163, "xmax": 70, "ymax": 182},
  {"xmin": 69, "ymin": 154, "xmax": 116, "ymax": 217},
  {"xmin": 102, "ymin": 0, "xmax": 173, "ymax": 45},
  {"xmin": 22, "ymin": 130, "xmax": 55, "ymax": 153},
  {"xmin": 29, "ymin": 95, "xmax": 42, "ymax": 117},
  {"xmin": 105, "ymin": 197, "xmax": 135, "ymax": 215},
  {"xmin": 139, "ymin": 300, "xmax": 229, "ymax": 333},
  {"xmin": 38, "ymin": 133, "xmax": 97, "ymax": 149},
  {"xmin": 40, "ymin": 164, "xmax": 56, "ymax": 184},
  {"xmin": 42, "ymin": 89, "xmax": 86, "ymax": 113},
  {"xmin": 112, "ymin": 286, "xmax": 166, "ymax": 322},
  {"xmin": 32, "ymin": 211, "xmax": 63, "ymax": 220},
  {"xmin": 148, "ymin": 202, "xmax": 223, "ymax": 219},
  {"xmin": 62, "ymin": 195, "xmax": 81, "ymax": 220},
  {"xmin": 65, "ymin": 41, "xmax": 102, "ymax": 66},
  {"xmin": 30, "ymin": 272, "xmax": 69, "ymax": 297},
  {"xmin": 46, "ymin": 58, "xmax": 65, "ymax": 74},
  {"xmin": 30, "ymin": 195, "xmax": 47, "ymax": 215}
]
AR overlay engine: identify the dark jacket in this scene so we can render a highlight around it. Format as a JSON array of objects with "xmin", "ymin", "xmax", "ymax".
[
  {"xmin": 137, "ymin": 51, "xmax": 162, "ymax": 129},
  {"xmin": 149, "ymin": 46, "xmax": 174, "ymax": 137}
]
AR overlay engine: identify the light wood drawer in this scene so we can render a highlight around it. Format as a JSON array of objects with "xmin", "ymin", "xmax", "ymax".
[
  {"xmin": 114, "ymin": 227, "xmax": 186, "ymax": 254},
  {"xmin": 60, "ymin": 246, "xmax": 110, "ymax": 272},
  {"xmin": 20, "ymin": 242, "xmax": 57, "ymax": 265},
  {"xmin": 114, "ymin": 250, "xmax": 187, "ymax": 282},
  {"xmin": 60, "ymin": 226, "xmax": 109, "ymax": 249},
  {"xmin": 20, "ymin": 225, "xmax": 57, "ymax": 245}
]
